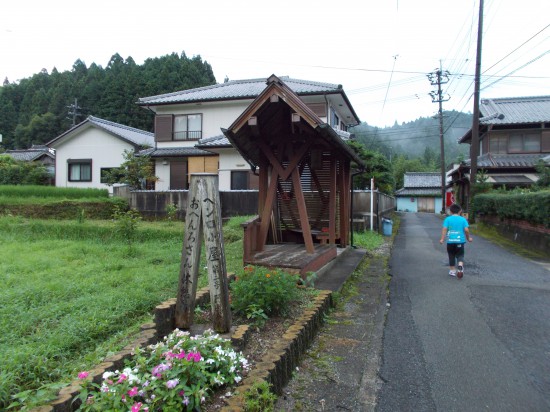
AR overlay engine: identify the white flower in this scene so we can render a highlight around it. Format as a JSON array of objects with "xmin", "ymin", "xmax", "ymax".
[
  {"xmin": 234, "ymin": 376, "xmax": 242, "ymax": 383},
  {"xmin": 102, "ymin": 371, "xmax": 114, "ymax": 380},
  {"xmin": 206, "ymin": 358, "xmax": 215, "ymax": 364}
]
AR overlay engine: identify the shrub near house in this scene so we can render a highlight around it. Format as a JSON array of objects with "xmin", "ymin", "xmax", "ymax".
[
  {"xmin": 473, "ymin": 190, "xmax": 550, "ymax": 228},
  {"xmin": 0, "ymin": 155, "xmax": 51, "ymax": 185}
]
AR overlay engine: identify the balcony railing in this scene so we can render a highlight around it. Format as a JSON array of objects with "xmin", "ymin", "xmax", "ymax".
[{"xmin": 173, "ymin": 130, "xmax": 202, "ymax": 141}]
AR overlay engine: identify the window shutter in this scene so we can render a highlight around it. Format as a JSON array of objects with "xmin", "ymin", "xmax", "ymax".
[{"xmin": 155, "ymin": 115, "xmax": 173, "ymax": 142}]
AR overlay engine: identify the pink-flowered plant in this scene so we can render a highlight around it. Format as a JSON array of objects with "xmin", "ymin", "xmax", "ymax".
[{"xmin": 75, "ymin": 329, "xmax": 249, "ymax": 412}]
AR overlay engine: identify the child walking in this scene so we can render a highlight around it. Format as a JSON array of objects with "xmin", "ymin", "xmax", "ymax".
[{"xmin": 440, "ymin": 203, "xmax": 473, "ymax": 278}]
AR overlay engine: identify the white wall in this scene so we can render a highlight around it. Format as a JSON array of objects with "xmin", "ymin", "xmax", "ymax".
[
  {"xmin": 397, "ymin": 197, "xmax": 418, "ymax": 212},
  {"xmin": 215, "ymin": 148, "xmax": 249, "ymax": 190},
  {"xmin": 155, "ymin": 100, "xmax": 251, "ymax": 148},
  {"xmin": 55, "ymin": 128, "xmax": 134, "ymax": 193}
]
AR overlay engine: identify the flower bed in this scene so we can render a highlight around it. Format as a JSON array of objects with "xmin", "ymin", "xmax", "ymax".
[
  {"xmin": 76, "ymin": 330, "xmax": 248, "ymax": 411},
  {"xmin": 30, "ymin": 269, "xmax": 334, "ymax": 411}
]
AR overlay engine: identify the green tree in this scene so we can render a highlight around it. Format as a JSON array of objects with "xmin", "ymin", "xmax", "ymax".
[
  {"xmin": 534, "ymin": 160, "xmax": 550, "ymax": 188},
  {"xmin": 347, "ymin": 140, "xmax": 394, "ymax": 193},
  {"xmin": 13, "ymin": 113, "xmax": 60, "ymax": 148},
  {"xmin": 104, "ymin": 150, "xmax": 157, "ymax": 190}
]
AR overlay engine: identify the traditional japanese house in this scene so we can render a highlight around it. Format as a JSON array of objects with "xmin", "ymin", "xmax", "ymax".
[{"xmin": 449, "ymin": 95, "xmax": 550, "ymax": 207}]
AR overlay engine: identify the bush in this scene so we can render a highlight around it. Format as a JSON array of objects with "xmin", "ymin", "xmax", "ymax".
[
  {"xmin": 0, "ymin": 156, "xmax": 51, "ymax": 185},
  {"xmin": 243, "ymin": 381, "xmax": 277, "ymax": 412},
  {"xmin": 473, "ymin": 190, "xmax": 550, "ymax": 227},
  {"xmin": 230, "ymin": 266, "xmax": 301, "ymax": 317}
]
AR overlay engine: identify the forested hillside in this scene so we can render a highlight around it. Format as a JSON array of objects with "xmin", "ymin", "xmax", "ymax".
[
  {"xmin": 351, "ymin": 110, "xmax": 472, "ymax": 164},
  {"xmin": 350, "ymin": 111, "xmax": 472, "ymax": 189},
  {"xmin": 0, "ymin": 52, "xmax": 216, "ymax": 150}
]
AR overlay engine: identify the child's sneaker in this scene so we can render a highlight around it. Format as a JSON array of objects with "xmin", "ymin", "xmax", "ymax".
[
  {"xmin": 457, "ymin": 264, "xmax": 464, "ymax": 279},
  {"xmin": 449, "ymin": 270, "xmax": 457, "ymax": 277}
]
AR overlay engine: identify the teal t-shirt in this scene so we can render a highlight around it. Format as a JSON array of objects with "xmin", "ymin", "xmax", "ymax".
[{"xmin": 443, "ymin": 215, "xmax": 469, "ymax": 243}]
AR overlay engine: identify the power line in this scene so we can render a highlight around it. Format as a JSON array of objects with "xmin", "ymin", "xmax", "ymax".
[
  {"xmin": 481, "ymin": 49, "xmax": 550, "ymax": 91},
  {"xmin": 482, "ymin": 23, "xmax": 550, "ymax": 74},
  {"xmin": 382, "ymin": 55, "xmax": 399, "ymax": 113}
]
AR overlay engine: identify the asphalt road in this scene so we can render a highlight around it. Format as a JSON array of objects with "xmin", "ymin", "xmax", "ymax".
[{"xmin": 376, "ymin": 213, "xmax": 550, "ymax": 412}]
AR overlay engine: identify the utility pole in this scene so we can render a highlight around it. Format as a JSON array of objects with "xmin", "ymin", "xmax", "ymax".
[
  {"xmin": 67, "ymin": 98, "xmax": 82, "ymax": 127},
  {"xmin": 469, "ymin": 0, "xmax": 484, "ymax": 208},
  {"xmin": 428, "ymin": 64, "xmax": 450, "ymax": 214}
]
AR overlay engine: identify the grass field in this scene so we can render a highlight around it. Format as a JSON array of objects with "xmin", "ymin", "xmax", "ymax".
[{"xmin": 0, "ymin": 215, "xmax": 249, "ymax": 410}]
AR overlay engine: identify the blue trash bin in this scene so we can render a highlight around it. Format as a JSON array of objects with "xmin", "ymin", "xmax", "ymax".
[{"xmin": 382, "ymin": 218, "xmax": 393, "ymax": 236}]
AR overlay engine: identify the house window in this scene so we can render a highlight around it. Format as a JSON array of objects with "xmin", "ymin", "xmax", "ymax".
[
  {"xmin": 509, "ymin": 133, "xmax": 540, "ymax": 153},
  {"xmin": 174, "ymin": 114, "xmax": 202, "ymax": 140},
  {"xmin": 489, "ymin": 136, "xmax": 507, "ymax": 154},
  {"xmin": 68, "ymin": 159, "xmax": 92, "ymax": 182},
  {"xmin": 330, "ymin": 108, "xmax": 340, "ymax": 129},
  {"xmin": 231, "ymin": 171, "xmax": 249, "ymax": 190}
]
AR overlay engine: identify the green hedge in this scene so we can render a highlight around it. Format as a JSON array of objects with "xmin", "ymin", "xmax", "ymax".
[
  {"xmin": 0, "ymin": 198, "xmax": 128, "ymax": 220},
  {"xmin": 473, "ymin": 190, "xmax": 550, "ymax": 228},
  {"xmin": 0, "ymin": 185, "xmax": 109, "ymax": 199}
]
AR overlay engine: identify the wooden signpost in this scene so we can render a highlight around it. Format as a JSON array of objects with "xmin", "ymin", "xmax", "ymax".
[{"xmin": 175, "ymin": 174, "xmax": 232, "ymax": 333}]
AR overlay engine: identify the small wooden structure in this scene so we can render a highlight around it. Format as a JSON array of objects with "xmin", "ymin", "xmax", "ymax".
[{"xmin": 222, "ymin": 75, "xmax": 364, "ymax": 275}]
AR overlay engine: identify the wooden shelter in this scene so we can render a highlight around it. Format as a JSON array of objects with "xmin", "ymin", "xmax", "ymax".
[{"xmin": 222, "ymin": 75, "xmax": 365, "ymax": 275}]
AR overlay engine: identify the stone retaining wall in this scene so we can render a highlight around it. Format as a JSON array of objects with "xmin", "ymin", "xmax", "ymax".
[{"xmin": 478, "ymin": 215, "xmax": 550, "ymax": 257}]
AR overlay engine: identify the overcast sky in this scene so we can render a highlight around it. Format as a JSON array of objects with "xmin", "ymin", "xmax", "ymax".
[{"xmin": 2, "ymin": 0, "xmax": 549, "ymax": 127}]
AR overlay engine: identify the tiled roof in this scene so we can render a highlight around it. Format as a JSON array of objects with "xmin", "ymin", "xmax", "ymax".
[
  {"xmin": 479, "ymin": 96, "xmax": 550, "ymax": 125},
  {"xmin": 137, "ymin": 76, "xmax": 344, "ymax": 105},
  {"xmin": 196, "ymin": 135, "xmax": 231, "ymax": 148},
  {"xmin": 463, "ymin": 153, "xmax": 546, "ymax": 168},
  {"xmin": 490, "ymin": 175, "xmax": 535, "ymax": 184},
  {"xmin": 138, "ymin": 147, "xmax": 215, "ymax": 157},
  {"xmin": 395, "ymin": 188, "xmax": 441, "ymax": 197},
  {"xmin": 403, "ymin": 172, "xmax": 442, "ymax": 188},
  {"xmin": 87, "ymin": 116, "xmax": 154, "ymax": 146},
  {"xmin": 5, "ymin": 146, "xmax": 55, "ymax": 161},
  {"xmin": 48, "ymin": 116, "xmax": 154, "ymax": 148}
]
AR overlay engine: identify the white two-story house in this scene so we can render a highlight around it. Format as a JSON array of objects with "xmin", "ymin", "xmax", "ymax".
[{"xmin": 136, "ymin": 75, "xmax": 360, "ymax": 191}]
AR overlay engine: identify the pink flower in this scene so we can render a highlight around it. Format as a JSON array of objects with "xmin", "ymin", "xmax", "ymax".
[
  {"xmin": 131, "ymin": 402, "xmax": 143, "ymax": 412},
  {"xmin": 151, "ymin": 363, "xmax": 170, "ymax": 377},
  {"xmin": 186, "ymin": 351, "xmax": 201, "ymax": 362},
  {"xmin": 117, "ymin": 374, "xmax": 128, "ymax": 383},
  {"xmin": 77, "ymin": 371, "xmax": 89, "ymax": 380},
  {"xmin": 128, "ymin": 386, "xmax": 138, "ymax": 397},
  {"xmin": 166, "ymin": 378, "xmax": 179, "ymax": 389}
]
